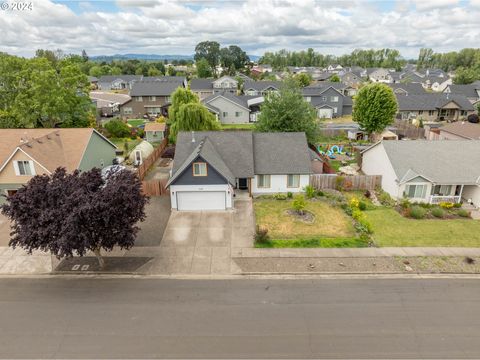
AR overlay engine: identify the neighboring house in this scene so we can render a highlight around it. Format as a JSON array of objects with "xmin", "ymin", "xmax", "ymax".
[
  {"xmin": 120, "ymin": 79, "xmax": 185, "ymax": 119},
  {"xmin": 304, "ymin": 81, "xmax": 357, "ymax": 96},
  {"xmin": 327, "ymin": 64, "xmax": 343, "ymax": 73},
  {"xmin": 212, "ymin": 76, "xmax": 238, "ymax": 94},
  {"xmin": 435, "ymin": 121, "xmax": 480, "ymax": 140},
  {"xmin": 89, "ymin": 91, "xmax": 131, "ymax": 118},
  {"xmin": 166, "ymin": 131, "xmax": 312, "ymax": 210},
  {"xmin": 361, "ymin": 140, "xmax": 480, "ymax": 206},
  {"xmin": 395, "ymin": 93, "xmax": 474, "ymax": 121},
  {"xmin": 190, "ymin": 79, "xmax": 214, "ymax": 100},
  {"xmin": 0, "ymin": 128, "xmax": 117, "ymax": 203},
  {"xmin": 340, "ymin": 71, "xmax": 363, "ymax": 88},
  {"xmin": 367, "ymin": 68, "xmax": 392, "ymax": 83},
  {"xmin": 144, "ymin": 122, "xmax": 166, "ymax": 143},
  {"xmin": 422, "ymin": 76, "xmax": 452, "ymax": 92},
  {"xmin": 387, "ymin": 83, "xmax": 426, "ymax": 96},
  {"xmin": 202, "ymin": 92, "xmax": 263, "ymax": 124},
  {"xmin": 444, "ymin": 84, "xmax": 480, "ymax": 104},
  {"xmin": 243, "ymin": 81, "xmax": 282, "ymax": 96},
  {"xmin": 303, "ymin": 86, "xmax": 353, "ymax": 118},
  {"xmin": 98, "ymin": 75, "xmax": 143, "ymax": 91}
]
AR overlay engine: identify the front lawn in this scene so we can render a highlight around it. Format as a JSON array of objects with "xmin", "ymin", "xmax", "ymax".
[
  {"xmin": 127, "ymin": 119, "xmax": 146, "ymax": 127},
  {"xmin": 366, "ymin": 208, "xmax": 480, "ymax": 247},
  {"xmin": 254, "ymin": 199, "xmax": 358, "ymax": 247}
]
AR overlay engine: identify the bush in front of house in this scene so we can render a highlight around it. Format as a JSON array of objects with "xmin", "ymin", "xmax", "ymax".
[
  {"xmin": 292, "ymin": 194, "xmax": 306, "ymax": 215},
  {"xmin": 255, "ymin": 226, "xmax": 270, "ymax": 243},
  {"xmin": 105, "ymin": 119, "xmax": 131, "ymax": 138},
  {"xmin": 457, "ymin": 209, "xmax": 470, "ymax": 218},
  {"xmin": 439, "ymin": 202, "xmax": 454, "ymax": 209},
  {"xmin": 431, "ymin": 207, "xmax": 445, "ymax": 218},
  {"xmin": 410, "ymin": 205, "xmax": 427, "ymax": 219},
  {"xmin": 400, "ymin": 198, "xmax": 411, "ymax": 209},
  {"xmin": 358, "ymin": 201, "xmax": 367, "ymax": 211},
  {"xmin": 316, "ymin": 190, "xmax": 325, "ymax": 197},
  {"xmin": 453, "ymin": 202, "xmax": 462, "ymax": 208},
  {"xmin": 273, "ymin": 193, "xmax": 287, "ymax": 200},
  {"xmin": 378, "ymin": 190, "xmax": 395, "ymax": 207},
  {"xmin": 304, "ymin": 185, "xmax": 316, "ymax": 199},
  {"xmin": 287, "ymin": 192, "xmax": 293, "ymax": 199}
]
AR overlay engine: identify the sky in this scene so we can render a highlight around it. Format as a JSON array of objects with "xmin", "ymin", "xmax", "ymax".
[{"xmin": 0, "ymin": 0, "xmax": 478, "ymax": 59}]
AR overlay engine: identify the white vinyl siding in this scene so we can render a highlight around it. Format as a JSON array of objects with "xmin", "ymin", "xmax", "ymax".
[
  {"xmin": 257, "ymin": 175, "xmax": 271, "ymax": 188},
  {"xmin": 287, "ymin": 174, "xmax": 300, "ymax": 188}
]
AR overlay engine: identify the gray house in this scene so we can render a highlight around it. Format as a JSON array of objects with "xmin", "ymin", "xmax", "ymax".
[
  {"xmin": 303, "ymin": 86, "xmax": 353, "ymax": 118},
  {"xmin": 243, "ymin": 81, "xmax": 282, "ymax": 96},
  {"xmin": 166, "ymin": 131, "xmax": 312, "ymax": 210},
  {"xmin": 387, "ymin": 83, "xmax": 426, "ymax": 96},
  {"xmin": 202, "ymin": 92, "xmax": 264, "ymax": 124},
  {"xmin": 98, "ymin": 75, "xmax": 143, "ymax": 91}
]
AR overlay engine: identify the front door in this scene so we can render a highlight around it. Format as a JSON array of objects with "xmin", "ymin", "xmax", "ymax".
[{"xmin": 238, "ymin": 178, "xmax": 248, "ymax": 190}]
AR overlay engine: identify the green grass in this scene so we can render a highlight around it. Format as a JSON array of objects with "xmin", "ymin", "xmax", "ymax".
[
  {"xmin": 109, "ymin": 138, "xmax": 142, "ymax": 154},
  {"xmin": 255, "ymin": 237, "xmax": 368, "ymax": 248},
  {"xmin": 220, "ymin": 123, "xmax": 255, "ymax": 130},
  {"xmin": 366, "ymin": 208, "xmax": 480, "ymax": 247},
  {"xmin": 127, "ymin": 119, "xmax": 146, "ymax": 127},
  {"xmin": 254, "ymin": 199, "xmax": 358, "ymax": 247}
]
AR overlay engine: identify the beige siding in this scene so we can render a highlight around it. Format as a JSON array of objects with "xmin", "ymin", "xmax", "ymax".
[{"xmin": 0, "ymin": 150, "xmax": 47, "ymax": 184}]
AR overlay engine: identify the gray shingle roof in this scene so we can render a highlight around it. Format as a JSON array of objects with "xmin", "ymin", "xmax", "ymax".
[
  {"xmin": 190, "ymin": 78, "xmax": 213, "ymax": 90},
  {"xmin": 130, "ymin": 80, "xmax": 183, "ymax": 96},
  {"xmin": 387, "ymin": 83, "xmax": 426, "ymax": 95},
  {"xmin": 302, "ymin": 82, "xmax": 347, "ymax": 96},
  {"xmin": 98, "ymin": 75, "xmax": 142, "ymax": 83},
  {"xmin": 253, "ymin": 132, "xmax": 312, "ymax": 175},
  {"xmin": 369, "ymin": 140, "xmax": 480, "ymax": 184},
  {"xmin": 202, "ymin": 92, "xmax": 250, "ymax": 109},
  {"xmin": 439, "ymin": 121, "xmax": 480, "ymax": 140},
  {"xmin": 243, "ymin": 81, "xmax": 282, "ymax": 92},
  {"xmin": 169, "ymin": 131, "xmax": 312, "ymax": 184},
  {"xmin": 395, "ymin": 93, "xmax": 474, "ymax": 111},
  {"xmin": 446, "ymin": 84, "xmax": 480, "ymax": 99}
]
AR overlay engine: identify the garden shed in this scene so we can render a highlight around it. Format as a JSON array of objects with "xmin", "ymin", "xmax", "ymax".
[{"xmin": 129, "ymin": 141, "xmax": 154, "ymax": 166}]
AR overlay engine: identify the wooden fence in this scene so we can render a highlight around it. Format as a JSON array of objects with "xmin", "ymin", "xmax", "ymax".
[
  {"xmin": 394, "ymin": 120, "xmax": 425, "ymax": 139},
  {"xmin": 310, "ymin": 174, "xmax": 381, "ymax": 191},
  {"xmin": 137, "ymin": 138, "xmax": 168, "ymax": 181},
  {"xmin": 141, "ymin": 178, "xmax": 168, "ymax": 196}
]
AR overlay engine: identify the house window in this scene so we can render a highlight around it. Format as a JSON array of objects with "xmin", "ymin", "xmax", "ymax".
[
  {"xmin": 331, "ymin": 96, "xmax": 339, "ymax": 102},
  {"xmin": 405, "ymin": 184, "xmax": 427, "ymax": 199},
  {"xmin": 306, "ymin": 96, "xmax": 311, "ymax": 102},
  {"xmin": 432, "ymin": 185, "xmax": 452, "ymax": 196},
  {"xmin": 166, "ymin": 96, "xmax": 171, "ymax": 103},
  {"xmin": 123, "ymin": 107, "xmax": 133, "ymax": 115},
  {"xmin": 287, "ymin": 174, "xmax": 300, "ymax": 188},
  {"xmin": 149, "ymin": 96, "xmax": 156, "ymax": 101},
  {"xmin": 193, "ymin": 162, "xmax": 207, "ymax": 177},
  {"xmin": 333, "ymin": 107, "xmax": 338, "ymax": 114},
  {"xmin": 428, "ymin": 110, "xmax": 435, "ymax": 116},
  {"xmin": 257, "ymin": 175, "xmax": 271, "ymax": 188},
  {"xmin": 418, "ymin": 110, "xmax": 423, "ymax": 115},
  {"xmin": 461, "ymin": 110, "xmax": 467, "ymax": 116},
  {"xmin": 136, "ymin": 96, "xmax": 143, "ymax": 102},
  {"xmin": 14, "ymin": 160, "xmax": 33, "ymax": 176},
  {"xmin": 222, "ymin": 112, "xmax": 228, "ymax": 118},
  {"xmin": 322, "ymin": 96, "xmax": 327, "ymax": 101},
  {"xmin": 235, "ymin": 111, "xmax": 242, "ymax": 117}
]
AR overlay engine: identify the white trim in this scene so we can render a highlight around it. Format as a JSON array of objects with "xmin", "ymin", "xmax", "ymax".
[
  {"xmin": 203, "ymin": 94, "xmax": 250, "ymax": 111},
  {"xmin": 0, "ymin": 147, "xmax": 51, "ymax": 175}
]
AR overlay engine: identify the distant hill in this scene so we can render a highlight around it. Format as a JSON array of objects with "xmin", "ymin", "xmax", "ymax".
[{"xmin": 90, "ymin": 53, "xmax": 261, "ymax": 62}]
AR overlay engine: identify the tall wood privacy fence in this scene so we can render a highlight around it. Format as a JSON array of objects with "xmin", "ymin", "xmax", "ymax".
[
  {"xmin": 310, "ymin": 174, "xmax": 381, "ymax": 191},
  {"xmin": 141, "ymin": 178, "xmax": 168, "ymax": 196},
  {"xmin": 137, "ymin": 138, "xmax": 168, "ymax": 181}
]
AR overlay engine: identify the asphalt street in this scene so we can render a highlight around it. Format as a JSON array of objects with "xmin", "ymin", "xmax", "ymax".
[{"xmin": 0, "ymin": 278, "xmax": 479, "ymax": 358}]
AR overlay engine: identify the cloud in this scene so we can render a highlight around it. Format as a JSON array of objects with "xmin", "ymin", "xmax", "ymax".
[{"xmin": 0, "ymin": 0, "xmax": 477, "ymax": 58}]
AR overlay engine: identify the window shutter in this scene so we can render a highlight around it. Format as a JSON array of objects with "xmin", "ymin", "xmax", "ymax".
[{"xmin": 13, "ymin": 161, "xmax": 20, "ymax": 176}]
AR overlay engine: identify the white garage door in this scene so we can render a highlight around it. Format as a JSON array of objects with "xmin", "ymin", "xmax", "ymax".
[
  {"xmin": 176, "ymin": 191, "xmax": 226, "ymax": 211},
  {"xmin": 318, "ymin": 108, "xmax": 333, "ymax": 119}
]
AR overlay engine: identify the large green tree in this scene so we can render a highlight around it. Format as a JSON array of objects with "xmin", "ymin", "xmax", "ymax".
[
  {"xmin": 168, "ymin": 87, "xmax": 219, "ymax": 141},
  {"xmin": 353, "ymin": 83, "xmax": 398, "ymax": 135},
  {"xmin": 196, "ymin": 58, "xmax": 212, "ymax": 78},
  {"xmin": 255, "ymin": 80, "xmax": 317, "ymax": 143},
  {"xmin": 194, "ymin": 41, "xmax": 221, "ymax": 76}
]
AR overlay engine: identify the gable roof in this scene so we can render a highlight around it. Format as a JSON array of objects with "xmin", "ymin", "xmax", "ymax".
[
  {"xmin": 190, "ymin": 78, "xmax": 213, "ymax": 90},
  {"xmin": 144, "ymin": 122, "xmax": 166, "ymax": 132},
  {"xmin": 243, "ymin": 80, "xmax": 282, "ymax": 92},
  {"xmin": 387, "ymin": 83, "xmax": 425, "ymax": 95},
  {"xmin": 365, "ymin": 140, "xmax": 480, "ymax": 184},
  {"xmin": 445, "ymin": 84, "xmax": 480, "ymax": 99},
  {"xmin": 202, "ymin": 92, "xmax": 251, "ymax": 110},
  {"xmin": 0, "ymin": 128, "xmax": 116, "ymax": 174},
  {"xmin": 90, "ymin": 91, "xmax": 131, "ymax": 106},
  {"xmin": 130, "ymin": 80, "xmax": 183, "ymax": 96},
  {"xmin": 439, "ymin": 121, "xmax": 480, "ymax": 140},
  {"xmin": 169, "ymin": 131, "xmax": 312, "ymax": 185},
  {"xmin": 395, "ymin": 93, "xmax": 474, "ymax": 111},
  {"xmin": 98, "ymin": 75, "xmax": 143, "ymax": 83}
]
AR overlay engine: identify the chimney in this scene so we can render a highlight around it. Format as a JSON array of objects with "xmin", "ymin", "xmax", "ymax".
[{"xmin": 191, "ymin": 131, "xmax": 195, "ymax": 143}]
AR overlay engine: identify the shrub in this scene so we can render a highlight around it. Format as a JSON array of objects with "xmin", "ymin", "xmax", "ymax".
[
  {"xmin": 292, "ymin": 194, "xmax": 306, "ymax": 215},
  {"xmin": 335, "ymin": 175, "xmax": 345, "ymax": 191},
  {"xmin": 431, "ymin": 207, "xmax": 445, "ymax": 218},
  {"xmin": 400, "ymin": 198, "xmax": 411, "ymax": 209},
  {"xmin": 105, "ymin": 119, "xmax": 131, "ymax": 138},
  {"xmin": 287, "ymin": 192, "xmax": 293, "ymax": 199},
  {"xmin": 457, "ymin": 209, "xmax": 470, "ymax": 218},
  {"xmin": 273, "ymin": 193, "xmax": 287, "ymax": 200},
  {"xmin": 364, "ymin": 190, "xmax": 371, "ymax": 198},
  {"xmin": 304, "ymin": 185, "xmax": 316, "ymax": 199},
  {"xmin": 358, "ymin": 201, "xmax": 367, "ymax": 211},
  {"xmin": 453, "ymin": 202, "xmax": 462, "ymax": 208},
  {"xmin": 352, "ymin": 208, "xmax": 364, "ymax": 221},
  {"xmin": 255, "ymin": 226, "xmax": 270, "ymax": 243},
  {"xmin": 410, "ymin": 206, "xmax": 426, "ymax": 219},
  {"xmin": 355, "ymin": 218, "xmax": 373, "ymax": 235},
  {"xmin": 316, "ymin": 190, "xmax": 325, "ymax": 197},
  {"xmin": 378, "ymin": 190, "xmax": 395, "ymax": 207},
  {"xmin": 349, "ymin": 197, "xmax": 360, "ymax": 209},
  {"xmin": 343, "ymin": 206, "xmax": 353, "ymax": 216},
  {"xmin": 439, "ymin": 202, "xmax": 454, "ymax": 209}
]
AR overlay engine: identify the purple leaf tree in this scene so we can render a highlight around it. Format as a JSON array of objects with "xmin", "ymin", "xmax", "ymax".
[{"xmin": 1, "ymin": 167, "xmax": 148, "ymax": 268}]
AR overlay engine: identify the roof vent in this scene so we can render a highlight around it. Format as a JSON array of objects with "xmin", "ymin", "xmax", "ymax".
[{"xmin": 191, "ymin": 131, "xmax": 195, "ymax": 143}]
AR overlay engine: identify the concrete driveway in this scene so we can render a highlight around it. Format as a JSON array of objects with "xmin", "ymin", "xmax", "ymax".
[
  {"xmin": 141, "ymin": 198, "xmax": 254, "ymax": 275},
  {"xmin": 0, "ymin": 214, "xmax": 10, "ymax": 247},
  {"xmin": 135, "ymin": 196, "xmax": 171, "ymax": 247}
]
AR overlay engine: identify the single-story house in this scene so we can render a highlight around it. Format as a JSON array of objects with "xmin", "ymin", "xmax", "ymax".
[
  {"xmin": 361, "ymin": 140, "xmax": 480, "ymax": 206},
  {"xmin": 202, "ymin": 92, "xmax": 264, "ymax": 124},
  {"xmin": 144, "ymin": 122, "xmax": 166, "ymax": 143},
  {"xmin": 387, "ymin": 83, "xmax": 426, "ymax": 96},
  {"xmin": 0, "ymin": 128, "xmax": 117, "ymax": 204},
  {"xmin": 395, "ymin": 93, "xmax": 475, "ymax": 122},
  {"xmin": 444, "ymin": 83, "xmax": 480, "ymax": 104},
  {"xmin": 166, "ymin": 131, "xmax": 313, "ymax": 210}
]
